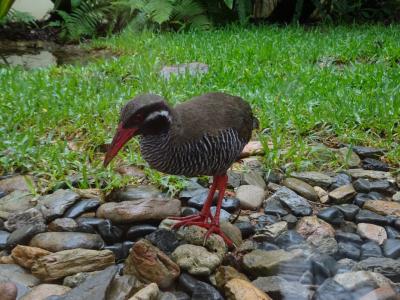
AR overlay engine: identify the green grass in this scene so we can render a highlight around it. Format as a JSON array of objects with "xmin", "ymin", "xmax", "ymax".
[{"xmin": 1, "ymin": 24, "xmax": 400, "ymax": 192}]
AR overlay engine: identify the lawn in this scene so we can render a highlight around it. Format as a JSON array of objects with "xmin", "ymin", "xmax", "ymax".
[{"xmin": 1, "ymin": 24, "xmax": 400, "ymax": 192}]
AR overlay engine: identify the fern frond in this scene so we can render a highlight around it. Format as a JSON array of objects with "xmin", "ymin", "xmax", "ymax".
[{"xmin": 144, "ymin": 0, "xmax": 174, "ymax": 24}]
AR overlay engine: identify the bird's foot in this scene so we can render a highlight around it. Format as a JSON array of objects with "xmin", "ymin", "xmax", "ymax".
[{"xmin": 170, "ymin": 215, "xmax": 233, "ymax": 247}]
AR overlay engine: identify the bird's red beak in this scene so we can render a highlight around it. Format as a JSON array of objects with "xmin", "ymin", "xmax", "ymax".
[{"xmin": 103, "ymin": 123, "xmax": 138, "ymax": 167}]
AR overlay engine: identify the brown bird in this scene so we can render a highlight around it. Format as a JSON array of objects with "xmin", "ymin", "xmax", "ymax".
[{"xmin": 104, "ymin": 92, "xmax": 256, "ymax": 245}]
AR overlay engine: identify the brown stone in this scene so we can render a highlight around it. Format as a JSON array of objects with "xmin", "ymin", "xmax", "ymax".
[
  {"xmin": 225, "ymin": 278, "xmax": 272, "ymax": 300},
  {"xmin": 20, "ymin": 284, "xmax": 71, "ymax": 300},
  {"xmin": 124, "ymin": 239, "xmax": 180, "ymax": 289},
  {"xmin": 357, "ymin": 223, "xmax": 387, "ymax": 245},
  {"xmin": 215, "ymin": 266, "xmax": 249, "ymax": 290},
  {"xmin": 73, "ymin": 188, "xmax": 103, "ymax": 200},
  {"xmin": 0, "ymin": 256, "xmax": 15, "ymax": 264},
  {"xmin": 329, "ymin": 184, "xmax": 356, "ymax": 203},
  {"xmin": 296, "ymin": 215, "xmax": 335, "ymax": 240},
  {"xmin": 11, "ymin": 245, "xmax": 51, "ymax": 269},
  {"xmin": 31, "ymin": 249, "xmax": 115, "ymax": 281},
  {"xmin": 346, "ymin": 169, "xmax": 393, "ymax": 180},
  {"xmin": 48, "ymin": 218, "xmax": 78, "ymax": 232},
  {"xmin": 240, "ymin": 141, "xmax": 265, "ymax": 158},
  {"xmin": 364, "ymin": 200, "xmax": 400, "ymax": 217},
  {"xmin": 359, "ymin": 287, "xmax": 398, "ymax": 300},
  {"xmin": 0, "ymin": 175, "xmax": 35, "ymax": 193},
  {"xmin": 96, "ymin": 199, "xmax": 181, "ymax": 223},
  {"xmin": 314, "ymin": 186, "xmax": 329, "ymax": 204},
  {"xmin": 128, "ymin": 283, "xmax": 159, "ymax": 300},
  {"xmin": 0, "ymin": 282, "xmax": 17, "ymax": 300},
  {"xmin": 283, "ymin": 178, "xmax": 319, "ymax": 201}
]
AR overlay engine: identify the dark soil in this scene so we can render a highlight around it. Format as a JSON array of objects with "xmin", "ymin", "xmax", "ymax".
[{"xmin": 0, "ymin": 22, "xmax": 60, "ymax": 42}]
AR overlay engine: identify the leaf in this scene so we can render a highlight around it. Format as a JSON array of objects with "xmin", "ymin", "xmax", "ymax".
[{"xmin": 224, "ymin": 0, "xmax": 234, "ymax": 9}]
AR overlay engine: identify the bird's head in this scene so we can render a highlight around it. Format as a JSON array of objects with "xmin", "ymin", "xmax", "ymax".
[{"xmin": 103, "ymin": 94, "xmax": 172, "ymax": 167}]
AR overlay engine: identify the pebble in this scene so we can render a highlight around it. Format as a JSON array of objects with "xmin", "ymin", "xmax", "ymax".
[
  {"xmin": 0, "ymin": 230, "xmax": 10, "ymax": 250},
  {"xmin": 359, "ymin": 287, "xmax": 398, "ymax": 300},
  {"xmin": 282, "ymin": 214, "xmax": 297, "ymax": 229},
  {"xmin": 172, "ymin": 244, "xmax": 221, "ymax": 276},
  {"xmin": 129, "ymin": 282, "xmax": 159, "ymax": 300},
  {"xmin": 382, "ymin": 239, "xmax": 400, "ymax": 259},
  {"xmin": 252, "ymin": 276, "xmax": 312, "ymax": 300},
  {"xmin": 210, "ymin": 206, "xmax": 231, "ymax": 222},
  {"xmin": 291, "ymin": 171, "xmax": 334, "ymax": 189},
  {"xmin": 263, "ymin": 199, "xmax": 289, "ymax": 216},
  {"xmin": 317, "ymin": 207, "xmax": 344, "ymax": 225},
  {"xmin": 242, "ymin": 170, "xmax": 267, "ymax": 189},
  {"xmin": 313, "ymin": 278, "xmax": 352, "ymax": 300},
  {"xmin": 97, "ymin": 220, "xmax": 124, "ymax": 243},
  {"xmin": 96, "ymin": 198, "xmax": 181, "ymax": 223},
  {"xmin": 0, "ymin": 264, "xmax": 40, "ymax": 295},
  {"xmin": 181, "ymin": 207, "xmax": 199, "ymax": 216},
  {"xmin": 346, "ymin": 169, "xmax": 393, "ymax": 180},
  {"xmin": 357, "ymin": 223, "xmax": 387, "ymax": 245},
  {"xmin": 282, "ymin": 178, "xmax": 318, "ymax": 201},
  {"xmin": 63, "ymin": 198, "xmax": 101, "ymax": 218},
  {"xmin": 362, "ymin": 158, "xmax": 389, "ymax": 172},
  {"xmin": 187, "ymin": 190, "xmax": 239, "ymax": 212},
  {"xmin": 361, "ymin": 241, "xmax": 383, "ymax": 260},
  {"xmin": 308, "ymin": 253, "xmax": 337, "ymax": 284},
  {"xmin": 266, "ymin": 187, "xmax": 312, "ymax": 216},
  {"xmin": 4, "ymin": 207, "xmax": 45, "ymax": 232},
  {"xmin": 314, "ymin": 186, "xmax": 329, "ymax": 203},
  {"xmin": 363, "ymin": 200, "xmax": 400, "ymax": 217},
  {"xmin": 178, "ymin": 273, "xmax": 223, "ymax": 300},
  {"xmin": 0, "ymin": 282, "xmax": 17, "ymax": 300},
  {"xmin": 351, "ymin": 146, "xmax": 385, "ymax": 159},
  {"xmin": 0, "ymin": 175, "xmax": 35, "ymax": 194},
  {"xmin": 257, "ymin": 241, "xmax": 280, "ymax": 251},
  {"xmin": 337, "ymin": 242, "xmax": 361, "ymax": 260},
  {"xmin": 234, "ymin": 222, "xmax": 255, "ymax": 239},
  {"xmin": 235, "ymin": 185, "xmax": 265, "ymax": 210},
  {"xmin": 124, "ymin": 239, "xmax": 179, "ymax": 288},
  {"xmin": 145, "ymin": 229, "xmax": 181, "ymax": 255},
  {"xmin": 48, "ymin": 218, "xmax": 78, "ymax": 232},
  {"xmin": 255, "ymin": 221, "xmax": 287, "ymax": 241},
  {"xmin": 335, "ymin": 231, "xmax": 363, "ymax": 245},
  {"xmin": 337, "ymin": 147, "xmax": 361, "ymax": 168},
  {"xmin": 308, "ymin": 235, "xmax": 338, "ymax": 256},
  {"xmin": 108, "ymin": 185, "xmax": 161, "ymax": 202},
  {"xmin": 353, "ymin": 178, "xmax": 372, "ymax": 193},
  {"xmin": 336, "ymin": 204, "xmax": 360, "ymax": 220},
  {"xmin": 296, "ymin": 215, "xmax": 335, "ymax": 240},
  {"xmin": 11, "ymin": 245, "xmax": 51, "ymax": 269},
  {"xmin": 274, "ymin": 230, "xmax": 305, "ymax": 249},
  {"xmin": 0, "ymin": 191, "xmax": 36, "ymax": 219},
  {"xmin": 106, "ymin": 274, "xmax": 144, "ymax": 300},
  {"xmin": 29, "ymin": 232, "xmax": 104, "ymax": 252},
  {"xmin": 225, "ymin": 278, "xmax": 271, "ymax": 300},
  {"xmin": 355, "ymin": 210, "xmax": 389, "ymax": 226},
  {"xmin": 354, "ymin": 257, "xmax": 400, "ymax": 282},
  {"xmin": 36, "ymin": 189, "xmax": 80, "ymax": 221},
  {"xmin": 385, "ymin": 226, "xmax": 400, "ymax": 239},
  {"xmin": 333, "ymin": 270, "xmax": 394, "ymax": 291},
  {"xmin": 20, "ymin": 283, "xmax": 71, "ymax": 300},
  {"xmin": 329, "ymin": 184, "xmax": 356, "ymax": 203},
  {"xmin": 6, "ymin": 223, "xmax": 47, "ymax": 249},
  {"xmin": 354, "ymin": 193, "xmax": 375, "ymax": 207}
]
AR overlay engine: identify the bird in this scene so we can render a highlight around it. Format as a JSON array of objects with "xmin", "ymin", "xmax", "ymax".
[{"xmin": 104, "ymin": 92, "xmax": 257, "ymax": 246}]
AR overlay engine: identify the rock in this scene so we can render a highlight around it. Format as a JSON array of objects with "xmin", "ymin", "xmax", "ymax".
[
  {"xmin": 48, "ymin": 218, "xmax": 78, "ymax": 232},
  {"xmin": 234, "ymin": 222, "xmax": 255, "ymax": 239},
  {"xmin": 369, "ymin": 180, "xmax": 395, "ymax": 195},
  {"xmin": 225, "ymin": 278, "xmax": 271, "ymax": 300},
  {"xmin": 313, "ymin": 278, "xmax": 353, "ymax": 300},
  {"xmin": 392, "ymin": 192, "xmax": 400, "ymax": 202},
  {"xmin": 210, "ymin": 206, "xmax": 231, "ymax": 222},
  {"xmin": 63, "ymin": 199, "xmax": 100, "ymax": 218},
  {"xmin": 266, "ymin": 187, "xmax": 312, "ymax": 216},
  {"xmin": 354, "ymin": 257, "xmax": 400, "ymax": 282},
  {"xmin": 296, "ymin": 215, "xmax": 335, "ymax": 240},
  {"xmin": 337, "ymin": 147, "xmax": 361, "ymax": 168},
  {"xmin": 336, "ymin": 231, "xmax": 363, "ymax": 244},
  {"xmin": 291, "ymin": 171, "xmax": 334, "ymax": 189},
  {"xmin": 358, "ymin": 287, "xmax": 398, "ymax": 300},
  {"xmin": 172, "ymin": 244, "xmax": 220, "ymax": 276},
  {"xmin": 20, "ymin": 284, "xmax": 71, "ymax": 300},
  {"xmin": 145, "ymin": 229, "xmax": 181, "ymax": 255},
  {"xmin": 11, "ymin": 245, "xmax": 51, "ymax": 269},
  {"xmin": 361, "ymin": 242, "xmax": 383, "ymax": 260},
  {"xmin": 308, "ymin": 253, "xmax": 337, "ymax": 284},
  {"xmin": 220, "ymin": 222, "xmax": 242, "ymax": 246},
  {"xmin": 308, "ymin": 235, "xmax": 338, "ymax": 256},
  {"xmin": 0, "ymin": 282, "xmax": 17, "ymax": 300},
  {"xmin": 357, "ymin": 223, "xmax": 387, "ymax": 245},
  {"xmin": 129, "ymin": 282, "xmax": 159, "ymax": 300},
  {"xmin": 242, "ymin": 170, "xmax": 267, "ymax": 190},
  {"xmin": 97, "ymin": 220, "xmax": 123, "ymax": 244},
  {"xmin": 115, "ymin": 165, "xmax": 146, "ymax": 178},
  {"xmin": 63, "ymin": 271, "xmax": 100, "ymax": 288},
  {"xmin": 160, "ymin": 62, "xmax": 208, "ymax": 80},
  {"xmin": 242, "ymin": 249, "xmax": 303, "ymax": 277},
  {"xmin": 0, "ymin": 255, "xmax": 15, "ymax": 264},
  {"xmin": 386, "ymin": 226, "xmax": 400, "ymax": 239},
  {"xmin": 283, "ymin": 178, "xmax": 319, "ymax": 201},
  {"xmin": 214, "ymin": 266, "xmax": 249, "ymax": 290},
  {"xmin": 29, "ymin": 232, "xmax": 104, "ymax": 252},
  {"xmin": 0, "ymin": 264, "xmax": 40, "ymax": 296},
  {"xmin": 382, "ymin": 239, "xmax": 400, "ymax": 259},
  {"xmin": 282, "ymin": 214, "xmax": 297, "ymax": 229},
  {"xmin": 333, "ymin": 271, "xmax": 394, "ymax": 291},
  {"xmin": 336, "ymin": 258, "xmax": 358, "ymax": 274},
  {"xmin": 235, "ymin": 185, "xmax": 265, "ymax": 210},
  {"xmin": 331, "ymin": 173, "xmax": 353, "ymax": 190},
  {"xmin": 274, "ymin": 230, "xmax": 305, "ymax": 249},
  {"xmin": 314, "ymin": 186, "xmax": 329, "ymax": 203},
  {"xmin": 181, "ymin": 206, "xmax": 199, "ymax": 216},
  {"xmin": 4, "ymin": 208, "xmax": 45, "ymax": 232},
  {"xmin": 351, "ymin": 146, "xmax": 385, "ymax": 159},
  {"xmin": 317, "ymin": 207, "xmax": 344, "ymax": 225},
  {"xmin": 96, "ymin": 198, "xmax": 181, "ymax": 223},
  {"xmin": 0, "ymin": 230, "xmax": 10, "ymax": 250},
  {"xmin": 346, "ymin": 169, "xmax": 393, "ymax": 181},
  {"xmin": 220, "ymin": 197, "xmax": 240, "ymax": 212},
  {"xmin": 108, "ymin": 185, "xmax": 161, "ymax": 202},
  {"xmin": 252, "ymin": 276, "xmax": 312, "ymax": 300},
  {"xmin": 0, "ymin": 191, "xmax": 36, "ymax": 219},
  {"xmin": 187, "ymin": 190, "xmax": 239, "ymax": 213},
  {"xmin": 255, "ymin": 221, "xmax": 287, "ymax": 241},
  {"xmin": 355, "ymin": 210, "xmax": 389, "ymax": 226},
  {"xmin": 0, "ymin": 175, "xmax": 35, "ymax": 194},
  {"xmin": 329, "ymin": 184, "xmax": 356, "ymax": 203},
  {"xmin": 177, "ymin": 225, "xmax": 227, "ymax": 258},
  {"xmin": 37, "ymin": 189, "xmax": 80, "ymax": 221},
  {"xmin": 31, "ymin": 249, "xmax": 115, "ymax": 281},
  {"xmin": 241, "ymin": 141, "xmax": 265, "ymax": 158},
  {"xmin": 337, "ymin": 242, "xmax": 360, "ymax": 260},
  {"xmin": 363, "ymin": 200, "xmax": 400, "ymax": 217},
  {"xmin": 353, "ymin": 178, "xmax": 372, "ymax": 193},
  {"xmin": 336, "ymin": 204, "xmax": 360, "ymax": 220},
  {"xmin": 362, "ymin": 158, "xmax": 389, "ymax": 172},
  {"xmin": 263, "ymin": 199, "xmax": 289, "ymax": 216},
  {"xmin": 178, "ymin": 272, "xmax": 222, "ymax": 299},
  {"xmin": 106, "ymin": 274, "xmax": 144, "ymax": 300},
  {"xmin": 124, "ymin": 239, "xmax": 180, "ymax": 288},
  {"xmin": 48, "ymin": 265, "xmax": 118, "ymax": 300},
  {"xmin": 6, "ymin": 223, "xmax": 47, "ymax": 249}
]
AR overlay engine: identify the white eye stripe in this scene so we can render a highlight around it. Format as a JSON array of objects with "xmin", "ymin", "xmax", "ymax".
[{"xmin": 145, "ymin": 110, "xmax": 172, "ymax": 122}]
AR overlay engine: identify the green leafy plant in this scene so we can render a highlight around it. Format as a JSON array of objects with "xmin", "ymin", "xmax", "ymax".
[
  {"xmin": 0, "ymin": 0, "xmax": 15, "ymax": 19},
  {"xmin": 221, "ymin": 0, "xmax": 252, "ymax": 24},
  {"xmin": 0, "ymin": 8, "xmax": 37, "ymax": 26}
]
